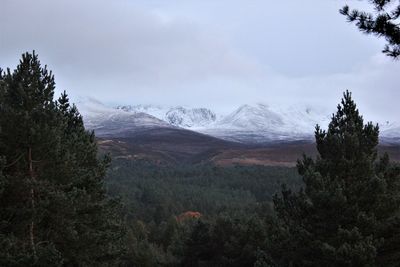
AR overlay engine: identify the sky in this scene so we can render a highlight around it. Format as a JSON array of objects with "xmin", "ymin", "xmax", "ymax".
[{"xmin": 1, "ymin": 0, "xmax": 399, "ymax": 121}]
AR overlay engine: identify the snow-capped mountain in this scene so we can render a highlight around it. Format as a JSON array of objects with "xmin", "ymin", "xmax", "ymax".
[
  {"xmin": 166, "ymin": 107, "xmax": 216, "ymax": 127},
  {"xmin": 78, "ymin": 99, "xmax": 174, "ymax": 137},
  {"xmin": 77, "ymin": 99, "xmax": 400, "ymax": 144},
  {"xmin": 196, "ymin": 103, "xmax": 331, "ymax": 143},
  {"xmin": 116, "ymin": 105, "xmax": 217, "ymax": 128},
  {"xmin": 381, "ymin": 124, "xmax": 400, "ymax": 144}
]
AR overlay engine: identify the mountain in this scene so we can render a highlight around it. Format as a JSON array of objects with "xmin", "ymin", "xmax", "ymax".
[
  {"xmin": 381, "ymin": 125, "xmax": 400, "ymax": 144},
  {"xmin": 111, "ymin": 103, "xmax": 331, "ymax": 143},
  {"xmin": 116, "ymin": 105, "xmax": 217, "ymax": 128},
  {"xmin": 76, "ymin": 99, "xmax": 400, "ymax": 165},
  {"xmin": 78, "ymin": 99, "xmax": 174, "ymax": 138},
  {"xmin": 78, "ymin": 99, "xmax": 399, "ymax": 144},
  {"xmin": 97, "ymin": 127, "xmax": 244, "ymax": 164},
  {"xmin": 166, "ymin": 107, "xmax": 216, "ymax": 127},
  {"xmin": 77, "ymin": 99, "xmax": 243, "ymax": 163},
  {"xmin": 197, "ymin": 103, "xmax": 331, "ymax": 143}
]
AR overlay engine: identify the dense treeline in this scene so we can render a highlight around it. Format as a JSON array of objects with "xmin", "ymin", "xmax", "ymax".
[
  {"xmin": 105, "ymin": 160, "xmax": 301, "ymax": 266},
  {"xmin": 106, "ymin": 161, "xmax": 301, "ymax": 222}
]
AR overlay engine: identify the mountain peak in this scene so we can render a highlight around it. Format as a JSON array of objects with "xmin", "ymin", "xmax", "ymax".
[{"xmin": 77, "ymin": 100, "xmax": 400, "ymax": 144}]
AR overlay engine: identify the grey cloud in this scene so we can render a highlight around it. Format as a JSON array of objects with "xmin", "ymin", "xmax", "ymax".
[
  {"xmin": 1, "ymin": 0, "xmax": 399, "ymax": 122},
  {"xmin": 1, "ymin": 0, "xmax": 257, "ymax": 93}
]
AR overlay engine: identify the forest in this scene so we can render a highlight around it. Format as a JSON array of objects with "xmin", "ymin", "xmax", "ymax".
[{"xmin": 105, "ymin": 160, "xmax": 301, "ymax": 266}]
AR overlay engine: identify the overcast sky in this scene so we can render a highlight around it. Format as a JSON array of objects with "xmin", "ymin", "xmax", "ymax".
[{"xmin": 1, "ymin": 0, "xmax": 399, "ymax": 121}]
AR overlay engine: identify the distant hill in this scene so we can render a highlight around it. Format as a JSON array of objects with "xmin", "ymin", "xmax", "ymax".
[
  {"xmin": 97, "ymin": 127, "xmax": 244, "ymax": 164},
  {"xmin": 77, "ymin": 99, "xmax": 400, "ymax": 166},
  {"xmin": 98, "ymin": 135, "xmax": 400, "ymax": 167},
  {"xmin": 78, "ymin": 99, "xmax": 400, "ymax": 144}
]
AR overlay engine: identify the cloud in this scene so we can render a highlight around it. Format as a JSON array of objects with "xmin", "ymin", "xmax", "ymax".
[
  {"xmin": 1, "ymin": 0, "xmax": 399, "ymax": 122},
  {"xmin": 1, "ymin": 0, "xmax": 259, "ymax": 101}
]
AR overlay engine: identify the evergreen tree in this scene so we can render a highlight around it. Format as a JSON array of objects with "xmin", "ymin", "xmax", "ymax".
[
  {"xmin": 267, "ymin": 91, "xmax": 400, "ymax": 266},
  {"xmin": 182, "ymin": 220, "xmax": 213, "ymax": 267},
  {"xmin": 340, "ymin": 1, "xmax": 400, "ymax": 58},
  {"xmin": 0, "ymin": 52, "xmax": 125, "ymax": 266}
]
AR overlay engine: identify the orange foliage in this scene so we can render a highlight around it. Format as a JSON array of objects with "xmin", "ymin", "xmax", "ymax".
[{"xmin": 177, "ymin": 211, "xmax": 201, "ymax": 222}]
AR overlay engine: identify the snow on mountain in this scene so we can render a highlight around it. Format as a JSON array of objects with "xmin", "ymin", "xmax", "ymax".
[
  {"xmin": 380, "ymin": 122, "xmax": 400, "ymax": 144},
  {"xmin": 220, "ymin": 103, "xmax": 328, "ymax": 132},
  {"xmin": 77, "ymin": 99, "xmax": 174, "ymax": 137},
  {"xmin": 116, "ymin": 105, "xmax": 217, "ymax": 128},
  {"xmin": 166, "ymin": 107, "xmax": 216, "ymax": 127},
  {"xmin": 116, "ymin": 104, "xmax": 167, "ymax": 120},
  {"xmin": 218, "ymin": 104, "xmax": 284, "ymax": 130},
  {"xmin": 77, "ymin": 99, "xmax": 399, "ymax": 143},
  {"xmin": 196, "ymin": 103, "xmax": 331, "ymax": 143}
]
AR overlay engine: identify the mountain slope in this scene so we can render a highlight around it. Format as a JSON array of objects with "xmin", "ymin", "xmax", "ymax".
[
  {"xmin": 78, "ymin": 99, "xmax": 399, "ymax": 144},
  {"xmin": 381, "ymin": 125, "xmax": 400, "ymax": 144},
  {"xmin": 197, "ymin": 103, "xmax": 330, "ymax": 143},
  {"xmin": 97, "ymin": 127, "xmax": 245, "ymax": 164},
  {"xmin": 77, "ymin": 99, "xmax": 400, "ymax": 165},
  {"xmin": 116, "ymin": 105, "xmax": 217, "ymax": 128},
  {"xmin": 79, "ymin": 99, "xmax": 174, "ymax": 137}
]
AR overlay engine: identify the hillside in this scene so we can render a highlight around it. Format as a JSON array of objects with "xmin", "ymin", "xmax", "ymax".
[{"xmin": 79, "ymin": 99, "xmax": 400, "ymax": 144}]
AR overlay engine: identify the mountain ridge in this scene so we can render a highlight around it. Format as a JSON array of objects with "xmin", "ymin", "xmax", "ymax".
[{"xmin": 77, "ymin": 99, "xmax": 399, "ymax": 144}]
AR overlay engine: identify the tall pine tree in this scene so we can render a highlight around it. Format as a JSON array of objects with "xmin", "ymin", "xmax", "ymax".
[
  {"xmin": 267, "ymin": 91, "xmax": 400, "ymax": 266},
  {"xmin": 0, "ymin": 52, "xmax": 125, "ymax": 266}
]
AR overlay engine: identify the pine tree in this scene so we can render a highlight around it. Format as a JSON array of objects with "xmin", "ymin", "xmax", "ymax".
[
  {"xmin": 182, "ymin": 220, "xmax": 213, "ymax": 266},
  {"xmin": 340, "ymin": 1, "xmax": 400, "ymax": 58},
  {"xmin": 267, "ymin": 91, "xmax": 400, "ymax": 266},
  {"xmin": 0, "ymin": 52, "xmax": 125, "ymax": 265}
]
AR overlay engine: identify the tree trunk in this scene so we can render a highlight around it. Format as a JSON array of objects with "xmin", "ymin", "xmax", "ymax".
[{"xmin": 29, "ymin": 146, "xmax": 37, "ymax": 260}]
